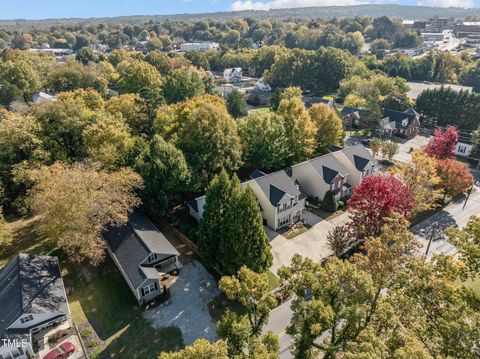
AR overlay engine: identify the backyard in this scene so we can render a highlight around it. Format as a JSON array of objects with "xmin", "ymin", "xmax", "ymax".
[{"xmin": 1, "ymin": 216, "xmax": 183, "ymax": 359}]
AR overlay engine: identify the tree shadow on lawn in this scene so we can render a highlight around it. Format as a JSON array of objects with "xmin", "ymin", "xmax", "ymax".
[{"xmin": 1, "ymin": 215, "xmax": 55, "ymax": 266}]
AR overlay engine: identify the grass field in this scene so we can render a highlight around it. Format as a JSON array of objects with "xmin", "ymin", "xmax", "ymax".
[{"xmin": 1, "ymin": 216, "xmax": 183, "ymax": 359}]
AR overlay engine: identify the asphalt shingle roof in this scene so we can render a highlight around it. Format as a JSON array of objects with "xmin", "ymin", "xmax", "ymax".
[
  {"xmin": 384, "ymin": 109, "xmax": 418, "ymax": 128},
  {"xmin": 353, "ymin": 155, "xmax": 370, "ymax": 171},
  {"xmin": 340, "ymin": 107, "xmax": 361, "ymax": 117},
  {"xmin": 103, "ymin": 212, "xmax": 179, "ymax": 289},
  {"xmin": 0, "ymin": 254, "xmax": 68, "ymax": 337},
  {"xmin": 254, "ymin": 171, "xmax": 301, "ymax": 206},
  {"xmin": 322, "ymin": 166, "xmax": 339, "ymax": 184}
]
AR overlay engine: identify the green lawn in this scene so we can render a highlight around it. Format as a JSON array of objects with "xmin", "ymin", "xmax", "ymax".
[
  {"xmin": 1, "ymin": 216, "xmax": 183, "ymax": 359},
  {"xmin": 463, "ymin": 276, "xmax": 480, "ymax": 296},
  {"xmin": 266, "ymin": 270, "xmax": 281, "ymax": 291},
  {"xmin": 248, "ymin": 106, "xmax": 271, "ymax": 115}
]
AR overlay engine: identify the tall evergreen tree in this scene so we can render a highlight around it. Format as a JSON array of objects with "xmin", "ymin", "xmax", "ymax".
[
  {"xmin": 197, "ymin": 169, "xmax": 232, "ymax": 271},
  {"xmin": 219, "ymin": 184, "xmax": 272, "ymax": 275},
  {"xmin": 226, "ymin": 89, "xmax": 248, "ymax": 119}
]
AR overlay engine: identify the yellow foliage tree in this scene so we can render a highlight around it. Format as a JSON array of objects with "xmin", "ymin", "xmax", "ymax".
[
  {"xmin": 309, "ymin": 103, "xmax": 345, "ymax": 152},
  {"xmin": 27, "ymin": 163, "xmax": 142, "ymax": 265},
  {"xmin": 276, "ymin": 96, "xmax": 316, "ymax": 163},
  {"xmin": 389, "ymin": 150, "xmax": 443, "ymax": 217}
]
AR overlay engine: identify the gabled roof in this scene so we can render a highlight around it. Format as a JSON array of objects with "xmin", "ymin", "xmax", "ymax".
[
  {"xmin": 302, "ymin": 96, "xmax": 334, "ymax": 108},
  {"xmin": 304, "ymin": 153, "xmax": 350, "ymax": 185},
  {"xmin": 322, "ymin": 166, "xmax": 340, "ymax": 184},
  {"xmin": 249, "ymin": 169, "xmax": 267, "ymax": 179},
  {"xmin": 0, "ymin": 254, "xmax": 69, "ymax": 337},
  {"xmin": 329, "ymin": 145, "xmax": 343, "ymax": 153},
  {"xmin": 338, "ymin": 144, "xmax": 375, "ymax": 173},
  {"xmin": 269, "ymin": 185, "xmax": 287, "ymax": 206},
  {"xmin": 340, "ymin": 107, "xmax": 361, "ymax": 117},
  {"xmin": 186, "ymin": 199, "xmax": 198, "ymax": 212},
  {"xmin": 253, "ymin": 170, "xmax": 301, "ymax": 206},
  {"xmin": 384, "ymin": 109, "xmax": 419, "ymax": 128},
  {"xmin": 103, "ymin": 212, "xmax": 179, "ymax": 289},
  {"xmin": 353, "ymin": 155, "xmax": 370, "ymax": 171}
]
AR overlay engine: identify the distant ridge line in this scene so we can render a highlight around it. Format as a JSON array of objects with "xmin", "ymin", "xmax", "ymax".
[{"xmin": 1, "ymin": 4, "xmax": 480, "ymax": 29}]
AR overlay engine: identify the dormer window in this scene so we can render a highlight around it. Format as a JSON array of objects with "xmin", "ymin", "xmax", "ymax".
[
  {"xmin": 148, "ymin": 254, "xmax": 157, "ymax": 262},
  {"xmin": 20, "ymin": 314, "xmax": 34, "ymax": 324}
]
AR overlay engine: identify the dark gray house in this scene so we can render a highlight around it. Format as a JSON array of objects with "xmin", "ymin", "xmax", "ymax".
[
  {"xmin": 102, "ymin": 212, "xmax": 180, "ymax": 306},
  {"xmin": 0, "ymin": 254, "xmax": 70, "ymax": 359}
]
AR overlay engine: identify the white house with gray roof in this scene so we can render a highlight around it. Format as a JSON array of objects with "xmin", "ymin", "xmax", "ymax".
[
  {"xmin": 0, "ymin": 254, "xmax": 70, "ymax": 359},
  {"xmin": 244, "ymin": 169, "xmax": 307, "ymax": 230},
  {"xmin": 102, "ymin": 211, "xmax": 180, "ymax": 306},
  {"xmin": 187, "ymin": 144, "xmax": 375, "ymax": 231},
  {"xmin": 287, "ymin": 144, "xmax": 376, "ymax": 202},
  {"xmin": 188, "ymin": 169, "xmax": 308, "ymax": 231},
  {"xmin": 335, "ymin": 144, "xmax": 376, "ymax": 187},
  {"xmin": 288, "ymin": 152, "xmax": 353, "ymax": 202}
]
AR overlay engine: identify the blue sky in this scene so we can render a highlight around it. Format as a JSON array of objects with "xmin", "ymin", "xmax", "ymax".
[{"xmin": 0, "ymin": 0, "xmax": 477, "ymax": 20}]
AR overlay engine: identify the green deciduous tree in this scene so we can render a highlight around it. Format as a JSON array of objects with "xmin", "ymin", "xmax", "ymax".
[
  {"xmin": 176, "ymin": 101, "xmax": 242, "ymax": 187},
  {"xmin": 239, "ymin": 112, "xmax": 289, "ymax": 170},
  {"xmin": 117, "ymin": 60, "xmax": 163, "ymax": 94},
  {"xmin": 83, "ymin": 112, "xmax": 135, "ymax": 169},
  {"xmin": 158, "ymin": 339, "xmax": 229, "ymax": 359},
  {"xmin": 0, "ymin": 53, "xmax": 40, "ymax": 101},
  {"xmin": 134, "ymin": 135, "xmax": 191, "ymax": 215},
  {"xmin": 163, "ymin": 67, "xmax": 205, "ymax": 104},
  {"xmin": 0, "ymin": 208, "xmax": 13, "ymax": 249},
  {"xmin": 226, "ymin": 89, "xmax": 248, "ymax": 119},
  {"xmin": 219, "ymin": 266, "xmax": 277, "ymax": 335},
  {"xmin": 447, "ymin": 216, "xmax": 480, "ymax": 280}
]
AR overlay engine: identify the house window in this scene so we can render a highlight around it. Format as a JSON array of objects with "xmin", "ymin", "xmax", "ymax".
[
  {"xmin": 277, "ymin": 216, "xmax": 290, "ymax": 228},
  {"xmin": 20, "ymin": 314, "xmax": 34, "ymax": 324},
  {"xmin": 148, "ymin": 253, "xmax": 157, "ymax": 262},
  {"xmin": 143, "ymin": 283, "xmax": 157, "ymax": 296}
]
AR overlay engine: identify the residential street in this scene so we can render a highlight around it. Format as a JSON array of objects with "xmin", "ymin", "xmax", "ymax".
[{"xmin": 413, "ymin": 171, "xmax": 480, "ymax": 259}]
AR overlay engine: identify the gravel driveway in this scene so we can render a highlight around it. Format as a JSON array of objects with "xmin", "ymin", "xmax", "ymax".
[{"xmin": 143, "ymin": 260, "xmax": 219, "ymax": 345}]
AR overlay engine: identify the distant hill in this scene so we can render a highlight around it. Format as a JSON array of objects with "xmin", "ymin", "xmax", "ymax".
[{"xmin": 2, "ymin": 4, "xmax": 480, "ymax": 29}]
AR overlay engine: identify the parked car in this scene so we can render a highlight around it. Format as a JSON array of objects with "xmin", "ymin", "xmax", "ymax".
[
  {"xmin": 42, "ymin": 342, "xmax": 75, "ymax": 359},
  {"xmin": 361, "ymin": 139, "xmax": 370, "ymax": 147}
]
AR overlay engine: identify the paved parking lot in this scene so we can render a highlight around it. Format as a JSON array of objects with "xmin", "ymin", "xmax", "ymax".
[{"xmin": 267, "ymin": 211, "xmax": 350, "ymax": 274}]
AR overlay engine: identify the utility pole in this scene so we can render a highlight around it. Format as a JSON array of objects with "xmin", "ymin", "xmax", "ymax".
[
  {"xmin": 463, "ymin": 184, "xmax": 474, "ymax": 210},
  {"xmin": 424, "ymin": 224, "xmax": 438, "ymax": 261}
]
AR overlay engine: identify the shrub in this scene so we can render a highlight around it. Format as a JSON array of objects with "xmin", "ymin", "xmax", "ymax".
[{"xmin": 322, "ymin": 191, "xmax": 338, "ymax": 212}]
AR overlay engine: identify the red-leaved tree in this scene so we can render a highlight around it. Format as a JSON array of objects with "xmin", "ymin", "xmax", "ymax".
[
  {"xmin": 347, "ymin": 175, "xmax": 414, "ymax": 239},
  {"xmin": 424, "ymin": 126, "xmax": 458, "ymax": 160},
  {"xmin": 436, "ymin": 159, "xmax": 473, "ymax": 201}
]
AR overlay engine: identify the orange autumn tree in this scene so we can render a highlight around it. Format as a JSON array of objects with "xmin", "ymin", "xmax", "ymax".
[{"xmin": 436, "ymin": 159, "xmax": 473, "ymax": 201}]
